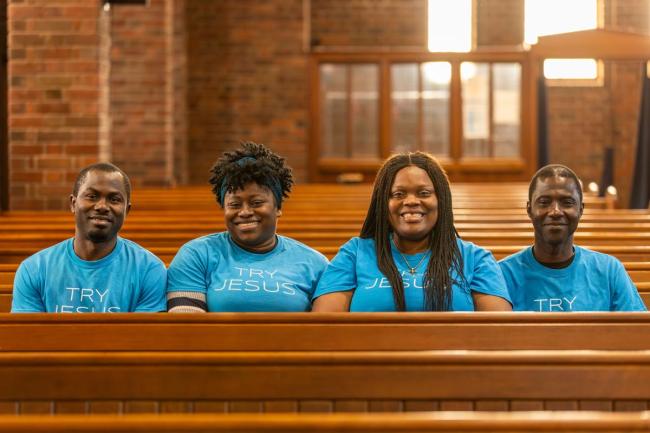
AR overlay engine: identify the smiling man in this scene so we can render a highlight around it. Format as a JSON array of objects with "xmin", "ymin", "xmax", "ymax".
[
  {"xmin": 498, "ymin": 164, "xmax": 646, "ymax": 312},
  {"xmin": 11, "ymin": 163, "xmax": 167, "ymax": 313}
]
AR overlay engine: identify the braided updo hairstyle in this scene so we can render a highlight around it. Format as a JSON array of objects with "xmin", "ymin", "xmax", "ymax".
[{"xmin": 208, "ymin": 141, "xmax": 293, "ymax": 209}]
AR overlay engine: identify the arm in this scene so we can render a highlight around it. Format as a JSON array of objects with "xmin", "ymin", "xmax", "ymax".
[
  {"xmin": 472, "ymin": 291, "xmax": 512, "ymax": 311},
  {"xmin": 11, "ymin": 260, "xmax": 45, "ymax": 313},
  {"xmin": 310, "ymin": 238, "xmax": 358, "ymax": 312},
  {"xmin": 134, "ymin": 257, "xmax": 168, "ymax": 313},
  {"xmin": 312, "ymin": 291, "xmax": 353, "ymax": 312},
  {"xmin": 610, "ymin": 259, "xmax": 647, "ymax": 311},
  {"xmin": 167, "ymin": 290, "xmax": 208, "ymax": 313},
  {"xmin": 166, "ymin": 242, "xmax": 209, "ymax": 313},
  {"xmin": 468, "ymin": 246, "xmax": 512, "ymax": 311}
]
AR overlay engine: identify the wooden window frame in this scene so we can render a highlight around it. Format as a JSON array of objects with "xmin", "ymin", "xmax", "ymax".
[{"xmin": 309, "ymin": 50, "xmax": 532, "ymax": 182}]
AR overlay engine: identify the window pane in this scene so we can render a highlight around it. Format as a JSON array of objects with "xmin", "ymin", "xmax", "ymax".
[
  {"xmin": 319, "ymin": 64, "xmax": 347, "ymax": 158},
  {"xmin": 461, "ymin": 62, "xmax": 490, "ymax": 157},
  {"xmin": 428, "ymin": 0, "xmax": 472, "ymax": 52},
  {"xmin": 422, "ymin": 62, "xmax": 450, "ymax": 156},
  {"xmin": 493, "ymin": 63, "xmax": 521, "ymax": 157},
  {"xmin": 544, "ymin": 59, "xmax": 598, "ymax": 79},
  {"xmin": 524, "ymin": 0, "xmax": 597, "ymax": 45},
  {"xmin": 391, "ymin": 63, "xmax": 419, "ymax": 153},
  {"xmin": 351, "ymin": 64, "xmax": 379, "ymax": 158}
]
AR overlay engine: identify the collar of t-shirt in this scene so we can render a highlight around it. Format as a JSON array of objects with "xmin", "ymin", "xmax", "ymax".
[
  {"xmin": 66, "ymin": 237, "xmax": 123, "ymax": 269},
  {"xmin": 226, "ymin": 233, "xmax": 285, "ymax": 261},
  {"xmin": 531, "ymin": 245, "xmax": 576, "ymax": 270}
]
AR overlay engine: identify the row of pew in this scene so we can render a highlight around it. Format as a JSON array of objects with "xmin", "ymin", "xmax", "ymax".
[
  {"xmin": 1, "ymin": 183, "xmax": 649, "ymax": 430},
  {"xmin": 0, "ymin": 183, "xmax": 647, "ymax": 310}
]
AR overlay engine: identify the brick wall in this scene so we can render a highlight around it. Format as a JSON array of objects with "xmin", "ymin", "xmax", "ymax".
[
  {"xmin": 5, "ymin": 0, "xmax": 650, "ymax": 209},
  {"xmin": 171, "ymin": 0, "xmax": 187, "ymax": 185},
  {"xmin": 8, "ymin": 0, "xmax": 101, "ymax": 209},
  {"xmin": 310, "ymin": 0, "xmax": 427, "ymax": 48},
  {"xmin": 544, "ymin": 0, "xmax": 650, "ymax": 205},
  {"xmin": 186, "ymin": 0, "xmax": 309, "ymax": 183},
  {"xmin": 476, "ymin": 0, "xmax": 523, "ymax": 47},
  {"xmin": 109, "ymin": 0, "xmax": 171, "ymax": 187}
]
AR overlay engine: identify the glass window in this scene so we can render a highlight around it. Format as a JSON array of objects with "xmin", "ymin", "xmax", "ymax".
[
  {"xmin": 319, "ymin": 64, "xmax": 347, "ymax": 158},
  {"xmin": 351, "ymin": 65, "xmax": 379, "ymax": 158},
  {"xmin": 391, "ymin": 62, "xmax": 451, "ymax": 156},
  {"xmin": 462, "ymin": 62, "xmax": 490, "ymax": 157},
  {"xmin": 493, "ymin": 63, "xmax": 521, "ymax": 157},
  {"xmin": 428, "ymin": 0, "xmax": 472, "ymax": 52},
  {"xmin": 524, "ymin": 0, "xmax": 597, "ymax": 45},
  {"xmin": 319, "ymin": 63, "xmax": 379, "ymax": 159},
  {"xmin": 422, "ymin": 62, "xmax": 451, "ymax": 155},
  {"xmin": 391, "ymin": 63, "xmax": 419, "ymax": 153},
  {"xmin": 461, "ymin": 62, "xmax": 521, "ymax": 158},
  {"xmin": 544, "ymin": 59, "xmax": 598, "ymax": 80},
  {"xmin": 525, "ymin": 0, "xmax": 598, "ymax": 80}
]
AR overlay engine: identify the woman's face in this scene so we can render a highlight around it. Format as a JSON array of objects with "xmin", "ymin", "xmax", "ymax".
[
  {"xmin": 224, "ymin": 182, "xmax": 281, "ymax": 252},
  {"xmin": 388, "ymin": 165, "xmax": 439, "ymax": 244}
]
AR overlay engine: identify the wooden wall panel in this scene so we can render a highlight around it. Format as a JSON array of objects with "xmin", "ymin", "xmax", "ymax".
[
  {"xmin": 18, "ymin": 401, "xmax": 52, "ymax": 414},
  {"xmin": 264, "ymin": 400, "xmax": 298, "ymax": 412},
  {"xmin": 87, "ymin": 401, "xmax": 123, "ymax": 414}
]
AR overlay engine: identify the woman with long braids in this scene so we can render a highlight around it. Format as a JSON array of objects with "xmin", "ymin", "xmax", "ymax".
[
  {"xmin": 167, "ymin": 142, "xmax": 329, "ymax": 312},
  {"xmin": 312, "ymin": 152, "xmax": 511, "ymax": 311}
]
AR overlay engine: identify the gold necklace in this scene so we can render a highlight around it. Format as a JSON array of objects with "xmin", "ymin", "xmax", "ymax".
[{"xmin": 396, "ymin": 249, "xmax": 428, "ymax": 275}]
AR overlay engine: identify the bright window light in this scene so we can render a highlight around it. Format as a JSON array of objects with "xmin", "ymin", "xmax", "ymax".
[
  {"xmin": 428, "ymin": 0, "xmax": 472, "ymax": 52},
  {"xmin": 525, "ymin": 0, "xmax": 597, "ymax": 45},
  {"xmin": 543, "ymin": 59, "xmax": 598, "ymax": 80}
]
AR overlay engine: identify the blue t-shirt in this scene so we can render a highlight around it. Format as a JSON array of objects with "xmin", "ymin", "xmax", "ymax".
[
  {"xmin": 12, "ymin": 237, "xmax": 167, "ymax": 313},
  {"xmin": 313, "ymin": 237, "xmax": 511, "ymax": 311},
  {"xmin": 166, "ymin": 232, "xmax": 329, "ymax": 312},
  {"xmin": 498, "ymin": 246, "xmax": 647, "ymax": 312}
]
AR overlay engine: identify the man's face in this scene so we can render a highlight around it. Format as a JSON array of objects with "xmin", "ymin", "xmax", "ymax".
[
  {"xmin": 527, "ymin": 175, "xmax": 583, "ymax": 248},
  {"xmin": 224, "ymin": 182, "xmax": 281, "ymax": 252},
  {"xmin": 70, "ymin": 170, "xmax": 130, "ymax": 244}
]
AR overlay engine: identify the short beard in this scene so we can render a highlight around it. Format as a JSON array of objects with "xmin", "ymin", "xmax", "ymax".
[{"xmin": 87, "ymin": 229, "xmax": 113, "ymax": 244}]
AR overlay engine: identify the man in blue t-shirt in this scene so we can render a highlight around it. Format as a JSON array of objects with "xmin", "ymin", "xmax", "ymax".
[
  {"xmin": 499, "ymin": 164, "xmax": 646, "ymax": 312},
  {"xmin": 11, "ymin": 163, "xmax": 166, "ymax": 313}
]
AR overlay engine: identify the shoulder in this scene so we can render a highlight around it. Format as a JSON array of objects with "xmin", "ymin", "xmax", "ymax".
[
  {"xmin": 339, "ymin": 236, "xmax": 374, "ymax": 256},
  {"xmin": 278, "ymin": 235, "xmax": 329, "ymax": 264},
  {"xmin": 456, "ymin": 237, "xmax": 494, "ymax": 260},
  {"xmin": 498, "ymin": 247, "xmax": 531, "ymax": 267},
  {"xmin": 19, "ymin": 239, "xmax": 71, "ymax": 269},
  {"xmin": 118, "ymin": 238, "xmax": 165, "ymax": 267},
  {"xmin": 177, "ymin": 232, "xmax": 228, "ymax": 254},
  {"xmin": 574, "ymin": 245, "xmax": 623, "ymax": 268}
]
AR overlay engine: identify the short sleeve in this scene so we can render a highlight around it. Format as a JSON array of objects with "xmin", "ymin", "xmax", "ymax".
[
  {"xmin": 610, "ymin": 259, "xmax": 646, "ymax": 311},
  {"xmin": 134, "ymin": 257, "xmax": 167, "ymax": 312},
  {"xmin": 11, "ymin": 260, "xmax": 45, "ymax": 313},
  {"xmin": 468, "ymin": 246, "xmax": 512, "ymax": 305},
  {"xmin": 313, "ymin": 238, "xmax": 358, "ymax": 299},
  {"xmin": 309, "ymin": 252, "xmax": 330, "ymax": 295},
  {"xmin": 166, "ymin": 241, "xmax": 210, "ymax": 295}
]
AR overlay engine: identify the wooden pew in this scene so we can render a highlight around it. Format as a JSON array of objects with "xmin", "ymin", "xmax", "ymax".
[
  {"xmin": 1, "ymin": 412, "xmax": 649, "ymax": 432},
  {"xmin": 2, "ymin": 313, "xmax": 650, "ymax": 351},
  {"xmin": 1, "ymin": 348, "xmax": 650, "ymax": 412},
  {"xmin": 4, "ymin": 243, "xmax": 650, "ymax": 263},
  {"xmin": 3, "ymin": 231, "xmax": 650, "ymax": 250}
]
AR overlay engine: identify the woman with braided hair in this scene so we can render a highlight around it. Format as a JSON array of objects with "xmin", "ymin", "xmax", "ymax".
[
  {"xmin": 167, "ymin": 142, "xmax": 328, "ymax": 312},
  {"xmin": 312, "ymin": 152, "xmax": 511, "ymax": 311}
]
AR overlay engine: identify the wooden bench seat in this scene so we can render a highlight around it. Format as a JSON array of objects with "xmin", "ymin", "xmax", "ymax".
[
  {"xmin": 1, "ymin": 349, "xmax": 650, "ymax": 412},
  {"xmin": 2, "ymin": 313, "xmax": 650, "ymax": 351},
  {"xmin": 6, "ymin": 221, "xmax": 650, "ymax": 233},
  {"xmin": 1, "ymin": 412, "xmax": 649, "ymax": 431},
  {"xmin": 3, "ymin": 231, "xmax": 650, "ymax": 250}
]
